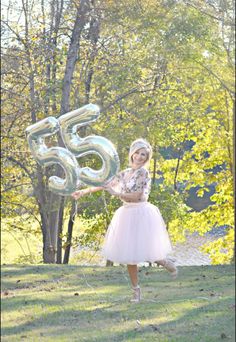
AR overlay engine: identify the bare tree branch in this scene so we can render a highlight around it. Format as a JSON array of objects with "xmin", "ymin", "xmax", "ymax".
[{"xmin": 5, "ymin": 155, "xmax": 34, "ymax": 180}]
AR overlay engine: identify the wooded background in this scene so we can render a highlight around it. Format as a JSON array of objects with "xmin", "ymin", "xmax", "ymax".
[{"xmin": 1, "ymin": 0, "xmax": 234, "ymax": 265}]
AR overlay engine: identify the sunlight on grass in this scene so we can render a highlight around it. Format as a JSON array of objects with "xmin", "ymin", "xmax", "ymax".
[
  {"xmin": 1, "ymin": 265, "xmax": 235, "ymax": 342},
  {"xmin": 1, "ymin": 219, "xmax": 43, "ymax": 264}
]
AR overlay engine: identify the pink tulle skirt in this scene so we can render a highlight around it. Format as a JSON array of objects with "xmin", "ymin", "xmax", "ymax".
[{"xmin": 101, "ymin": 201, "xmax": 172, "ymax": 264}]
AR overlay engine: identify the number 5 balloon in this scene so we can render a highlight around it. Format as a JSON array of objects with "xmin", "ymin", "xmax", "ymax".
[
  {"xmin": 25, "ymin": 117, "xmax": 79, "ymax": 195},
  {"xmin": 25, "ymin": 104, "xmax": 120, "ymax": 195},
  {"xmin": 59, "ymin": 104, "xmax": 120, "ymax": 187}
]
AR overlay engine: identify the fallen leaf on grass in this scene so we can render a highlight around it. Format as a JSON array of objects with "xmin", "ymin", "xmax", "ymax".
[
  {"xmin": 134, "ymin": 320, "xmax": 142, "ymax": 331},
  {"xmin": 135, "ymin": 321, "xmax": 161, "ymax": 334},
  {"xmin": 221, "ymin": 333, "xmax": 227, "ymax": 339},
  {"xmin": 2, "ymin": 291, "xmax": 15, "ymax": 298},
  {"xmin": 149, "ymin": 324, "xmax": 161, "ymax": 332}
]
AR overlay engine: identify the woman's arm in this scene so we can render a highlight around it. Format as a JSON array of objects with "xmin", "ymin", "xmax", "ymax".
[
  {"xmin": 71, "ymin": 186, "xmax": 103, "ymax": 200},
  {"xmin": 105, "ymin": 186, "xmax": 143, "ymax": 202}
]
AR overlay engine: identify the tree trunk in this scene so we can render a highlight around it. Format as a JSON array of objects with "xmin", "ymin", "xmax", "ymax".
[
  {"xmin": 40, "ymin": 208, "xmax": 56, "ymax": 263},
  {"xmin": 106, "ymin": 260, "xmax": 114, "ymax": 266},
  {"xmin": 39, "ymin": 191, "xmax": 64, "ymax": 263},
  {"xmin": 174, "ymin": 149, "xmax": 182, "ymax": 191},
  {"xmin": 60, "ymin": 0, "xmax": 91, "ymax": 115},
  {"xmin": 152, "ymin": 156, "xmax": 157, "ymax": 184},
  {"xmin": 62, "ymin": 1, "xmax": 100, "ymax": 264},
  {"xmin": 40, "ymin": 203, "xmax": 56, "ymax": 263},
  {"xmin": 84, "ymin": 14, "xmax": 100, "ymax": 103},
  {"xmin": 43, "ymin": 238, "xmax": 56, "ymax": 263},
  {"xmin": 63, "ymin": 201, "xmax": 77, "ymax": 264},
  {"xmin": 40, "ymin": 0, "xmax": 91, "ymax": 264},
  {"xmin": 57, "ymin": 197, "xmax": 65, "ymax": 264},
  {"xmin": 232, "ymin": 99, "xmax": 235, "ymax": 264},
  {"xmin": 35, "ymin": 166, "xmax": 55, "ymax": 263}
]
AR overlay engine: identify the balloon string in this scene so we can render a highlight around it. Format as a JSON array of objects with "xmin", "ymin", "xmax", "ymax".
[
  {"xmin": 72, "ymin": 201, "xmax": 78, "ymax": 223},
  {"xmin": 102, "ymin": 190, "xmax": 109, "ymax": 216}
]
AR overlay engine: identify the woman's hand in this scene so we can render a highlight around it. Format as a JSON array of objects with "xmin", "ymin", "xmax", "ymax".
[
  {"xmin": 71, "ymin": 186, "xmax": 104, "ymax": 200},
  {"xmin": 71, "ymin": 190, "xmax": 86, "ymax": 200}
]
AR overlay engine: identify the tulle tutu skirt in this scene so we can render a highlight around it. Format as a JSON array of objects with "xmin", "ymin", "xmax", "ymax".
[{"xmin": 101, "ymin": 201, "xmax": 172, "ymax": 264}]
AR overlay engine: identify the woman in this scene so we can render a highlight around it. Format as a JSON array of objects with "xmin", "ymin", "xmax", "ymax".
[{"xmin": 72, "ymin": 139, "xmax": 177, "ymax": 303}]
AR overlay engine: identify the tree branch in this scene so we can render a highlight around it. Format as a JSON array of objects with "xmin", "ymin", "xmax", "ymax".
[
  {"xmin": 5, "ymin": 155, "xmax": 34, "ymax": 180},
  {"xmin": 193, "ymin": 59, "xmax": 234, "ymax": 96},
  {"xmin": 2, "ymin": 183, "xmax": 32, "ymax": 192}
]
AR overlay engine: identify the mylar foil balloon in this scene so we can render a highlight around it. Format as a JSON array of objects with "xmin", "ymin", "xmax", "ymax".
[
  {"xmin": 58, "ymin": 104, "xmax": 120, "ymax": 187},
  {"xmin": 25, "ymin": 117, "xmax": 79, "ymax": 195}
]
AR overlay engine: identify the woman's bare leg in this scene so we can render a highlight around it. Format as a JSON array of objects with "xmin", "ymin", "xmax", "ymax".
[
  {"xmin": 127, "ymin": 264, "xmax": 141, "ymax": 302},
  {"xmin": 157, "ymin": 258, "xmax": 178, "ymax": 279},
  {"xmin": 127, "ymin": 264, "xmax": 138, "ymax": 287}
]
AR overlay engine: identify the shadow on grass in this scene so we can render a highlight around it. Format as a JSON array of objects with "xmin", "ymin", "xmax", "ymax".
[
  {"xmin": 1, "ymin": 265, "xmax": 235, "ymax": 341},
  {"xmin": 1, "ymin": 264, "xmax": 83, "ymax": 277},
  {"xmin": 1, "ymin": 297, "xmax": 234, "ymax": 341},
  {"xmin": 1, "ymin": 304, "xmax": 125, "ymax": 337},
  {"xmin": 1, "ymin": 265, "xmax": 120, "ymax": 291}
]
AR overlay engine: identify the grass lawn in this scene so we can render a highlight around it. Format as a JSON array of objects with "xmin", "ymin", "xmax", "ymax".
[{"xmin": 1, "ymin": 264, "xmax": 235, "ymax": 341}]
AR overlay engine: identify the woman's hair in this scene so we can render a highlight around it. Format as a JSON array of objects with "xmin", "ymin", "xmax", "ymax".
[{"xmin": 128, "ymin": 138, "xmax": 153, "ymax": 167}]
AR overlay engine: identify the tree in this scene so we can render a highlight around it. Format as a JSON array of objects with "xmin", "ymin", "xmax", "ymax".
[
  {"xmin": 2, "ymin": 0, "xmax": 234, "ymax": 264},
  {"xmin": 2, "ymin": 0, "xmax": 97, "ymax": 263}
]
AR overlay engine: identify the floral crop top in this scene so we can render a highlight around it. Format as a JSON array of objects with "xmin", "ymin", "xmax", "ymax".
[{"xmin": 109, "ymin": 166, "xmax": 151, "ymax": 202}]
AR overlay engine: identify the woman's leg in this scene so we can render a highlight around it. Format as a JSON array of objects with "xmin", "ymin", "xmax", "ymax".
[
  {"xmin": 127, "ymin": 264, "xmax": 138, "ymax": 287},
  {"xmin": 157, "ymin": 258, "xmax": 178, "ymax": 279},
  {"xmin": 127, "ymin": 264, "xmax": 141, "ymax": 302}
]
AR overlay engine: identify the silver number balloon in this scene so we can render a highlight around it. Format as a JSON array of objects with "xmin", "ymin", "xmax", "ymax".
[
  {"xmin": 58, "ymin": 104, "xmax": 120, "ymax": 186},
  {"xmin": 25, "ymin": 117, "xmax": 79, "ymax": 195}
]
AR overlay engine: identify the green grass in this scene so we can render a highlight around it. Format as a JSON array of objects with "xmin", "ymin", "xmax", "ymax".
[
  {"xmin": 1, "ymin": 223, "xmax": 43, "ymax": 264},
  {"xmin": 1, "ymin": 216, "xmax": 100, "ymax": 265},
  {"xmin": 1, "ymin": 264, "xmax": 235, "ymax": 341}
]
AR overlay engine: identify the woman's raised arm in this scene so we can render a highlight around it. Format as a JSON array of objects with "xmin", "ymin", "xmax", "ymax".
[{"xmin": 71, "ymin": 186, "xmax": 104, "ymax": 200}]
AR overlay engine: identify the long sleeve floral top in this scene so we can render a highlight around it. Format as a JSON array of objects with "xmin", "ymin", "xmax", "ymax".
[{"xmin": 108, "ymin": 166, "xmax": 151, "ymax": 202}]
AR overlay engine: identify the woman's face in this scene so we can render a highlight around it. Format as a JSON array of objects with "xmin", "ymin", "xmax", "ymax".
[{"xmin": 131, "ymin": 148, "xmax": 148, "ymax": 168}]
